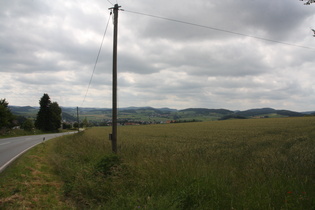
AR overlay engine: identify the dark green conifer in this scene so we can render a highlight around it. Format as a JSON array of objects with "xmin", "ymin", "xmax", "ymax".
[{"xmin": 35, "ymin": 93, "xmax": 61, "ymax": 132}]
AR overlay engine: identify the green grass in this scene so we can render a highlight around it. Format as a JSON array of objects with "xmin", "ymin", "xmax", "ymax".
[
  {"xmin": 1, "ymin": 117, "xmax": 315, "ymax": 209},
  {"xmin": 0, "ymin": 141, "xmax": 73, "ymax": 209}
]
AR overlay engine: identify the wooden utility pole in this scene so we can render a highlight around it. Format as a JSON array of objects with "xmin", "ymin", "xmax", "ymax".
[
  {"xmin": 77, "ymin": 106, "xmax": 80, "ymax": 132},
  {"xmin": 110, "ymin": 4, "xmax": 120, "ymax": 153}
]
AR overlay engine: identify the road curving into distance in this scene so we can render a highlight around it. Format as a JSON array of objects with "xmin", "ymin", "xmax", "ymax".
[{"xmin": 0, "ymin": 132, "xmax": 76, "ymax": 173}]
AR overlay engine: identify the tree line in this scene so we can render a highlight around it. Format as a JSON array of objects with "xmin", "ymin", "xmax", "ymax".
[{"xmin": 0, "ymin": 93, "xmax": 62, "ymax": 134}]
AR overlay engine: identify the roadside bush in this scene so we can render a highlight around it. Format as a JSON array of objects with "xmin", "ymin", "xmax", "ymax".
[
  {"xmin": 22, "ymin": 119, "xmax": 34, "ymax": 131},
  {"xmin": 95, "ymin": 154, "xmax": 121, "ymax": 176}
]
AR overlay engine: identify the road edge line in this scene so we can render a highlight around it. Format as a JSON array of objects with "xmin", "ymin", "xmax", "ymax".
[
  {"xmin": 0, "ymin": 132, "xmax": 76, "ymax": 173},
  {"xmin": 0, "ymin": 142, "xmax": 42, "ymax": 173}
]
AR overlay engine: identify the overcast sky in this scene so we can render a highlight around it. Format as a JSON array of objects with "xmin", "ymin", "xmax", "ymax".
[{"xmin": 1, "ymin": 0, "xmax": 315, "ymax": 111}]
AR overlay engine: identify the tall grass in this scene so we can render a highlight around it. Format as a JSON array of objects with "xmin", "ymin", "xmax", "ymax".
[{"xmin": 46, "ymin": 117, "xmax": 315, "ymax": 208}]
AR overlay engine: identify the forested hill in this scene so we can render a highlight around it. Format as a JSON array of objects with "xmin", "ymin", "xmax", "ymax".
[
  {"xmin": 9, "ymin": 106, "xmax": 309, "ymax": 123},
  {"xmin": 179, "ymin": 108, "xmax": 234, "ymax": 115},
  {"xmin": 9, "ymin": 106, "xmax": 38, "ymax": 117},
  {"xmin": 235, "ymin": 108, "xmax": 304, "ymax": 117}
]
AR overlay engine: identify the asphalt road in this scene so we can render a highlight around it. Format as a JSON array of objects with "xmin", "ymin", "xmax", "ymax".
[{"xmin": 0, "ymin": 132, "xmax": 76, "ymax": 173}]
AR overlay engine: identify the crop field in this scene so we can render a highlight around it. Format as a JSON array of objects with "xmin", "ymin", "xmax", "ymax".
[{"xmin": 1, "ymin": 117, "xmax": 315, "ymax": 209}]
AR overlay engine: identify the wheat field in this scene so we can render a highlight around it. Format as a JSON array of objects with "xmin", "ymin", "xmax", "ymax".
[{"xmin": 1, "ymin": 117, "xmax": 314, "ymax": 209}]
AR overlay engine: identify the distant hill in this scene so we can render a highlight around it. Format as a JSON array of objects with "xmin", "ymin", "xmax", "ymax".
[
  {"xmin": 301, "ymin": 111, "xmax": 315, "ymax": 115},
  {"xmin": 8, "ymin": 106, "xmax": 308, "ymax": 123},
  {"xmin": 119, "ymin": 106, "xmax": 154, "ymax": 111},
  {"xmin": 120, "ymin": 107, "xmax": 177, "ymax": 113},
  {"xmin": 180, "ymin": 108, "xmax": 233, "ymax": 115},
  {"xmin": 62, "ymin": 112, "xmax": 77, "ymax": 122},
  {"xmin": 9, "ymin": 106, "xmax": 38, "ymax": 118},
  {"xmin": 275, "ymin": 110, "xmax": 304, "ymax": 117},
  {"xmin": 9, "ymin": 105, "xmax": 38, "ymax": 113},
  {"xmin": 236, "ymin": 108, "xmax": 304, "ymax": 118},
  {"xmin": 235, "ymin": 108, "xmax": 275, "ymax": 117}
]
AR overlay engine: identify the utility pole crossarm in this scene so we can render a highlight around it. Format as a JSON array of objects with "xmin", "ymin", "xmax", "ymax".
[{"xmin": 300, "ymin": 0, "xmax": 315, "ymax": 5}]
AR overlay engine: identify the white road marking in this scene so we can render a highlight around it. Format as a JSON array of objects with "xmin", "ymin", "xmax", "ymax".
[
  {"xmin": 0, "ymin": 142, "xmax": 11, "ymax": 146},
  {"xmin": 0, "ymin": 132, "xmax": 78, "ymax": 173},
  {"xmin": 0, "ymin": 143, "xmax": 41, "ymax": 173}
]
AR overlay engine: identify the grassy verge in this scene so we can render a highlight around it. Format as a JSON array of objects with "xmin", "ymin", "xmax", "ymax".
[
  {"xmin": 1, "ymin": 117, "xmax": 315, "ymax": 209},
  {"xmin": 0, "ymin": 140, "xmax": 75, "ymax": 209}
]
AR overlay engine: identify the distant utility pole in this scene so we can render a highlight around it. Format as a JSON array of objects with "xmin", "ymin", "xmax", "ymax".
[
  {"xmin": 110, "ymin": 4, "xmax": 121, "ymax": 153},
  {"xmin": 77, "ymin": 106, "xmax": 80, "ymax": 132}
]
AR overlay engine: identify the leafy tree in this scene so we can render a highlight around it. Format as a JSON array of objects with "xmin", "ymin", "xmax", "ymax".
[
  {"xmin": 35, "ymin": 94, "xmax": 61, "ymax": 132},
  {"xmin": 73, "ymin": 122, "xmax": 79, "ymax": 129},
  {"xmin": 22, "ymin": 119, "xmax": 34, "ymax": 131},
  {"xmin": 50, "ymin": 102, "xmax": 62, "ymax": 131},
  {"xmin": 16, "ymin": 116, "xmax": 27, "ymax": 126},
  {"xmin": 62, "ymin": 122, "xmax": 72, "ymax": 129},
  {"xmin": 0, "ymin": 98, "xmax": 15, "ymax": 130},
  {"xmin": 82, "ymin": 117, "xmax": 89, "ymax": 127}
]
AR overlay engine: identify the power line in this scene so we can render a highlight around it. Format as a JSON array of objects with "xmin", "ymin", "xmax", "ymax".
[
  {"xmin": 123, "ymin": 9, "xmax": 315, "ymax": 51},
  {"xmin": 81, "ymin": 13, "xmax": 112, "ymax": 106},
  {"xmin": 107, "ymin": 0, "xmax": 114, "ymax": 6}
]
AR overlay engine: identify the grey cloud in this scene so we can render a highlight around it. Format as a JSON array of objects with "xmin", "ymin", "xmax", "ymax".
[
  {"xmin": 123, "ymin": 0, "xmax": 313, "ymax": 43},
  {"xmin": 14, "ymin": 73, "xmax": 63, "ymax": 85},
  {"xmin": 1, "ymin": 0, "xmax": 315, "ymax": 111},
  {"xmin": 206, "ymin": 76, "xmax": 308, "ymax": 103},
  {"xmin": 0, "ymin": 0, "xmax": 112, "ymax": 74},
  {"xmin": 119, "ymin": 51, "xmax": 160, "ymax": 74}
]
